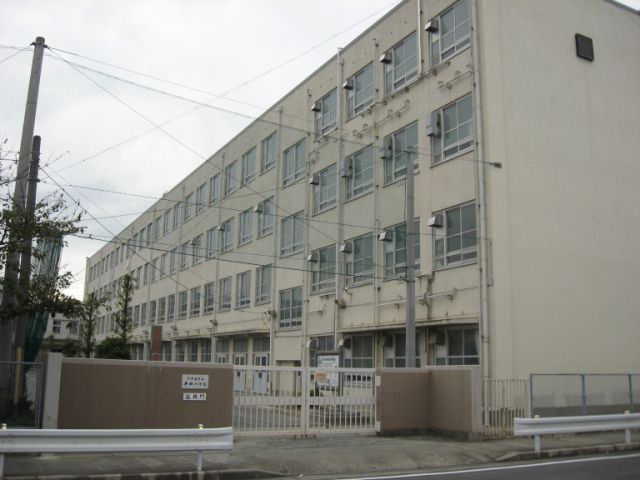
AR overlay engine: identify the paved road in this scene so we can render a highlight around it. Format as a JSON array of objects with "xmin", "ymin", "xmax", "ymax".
[{"xmin": 340, "ymin": 453, "xmax": 640, "ymax": 480}]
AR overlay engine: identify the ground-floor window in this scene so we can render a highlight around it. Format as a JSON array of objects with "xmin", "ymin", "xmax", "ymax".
[
  {"xmin": 343, "ymin": 334, "xmax": 374, "ymax": 368},
  {"xmin": 161, "ymin": 341, "xmax": 172, "ymax": 361},
  {"xmin": 383, "ymin": 332, "xmax": 420, "ymax": 368},
  {"xmin": 431, "ymin": 327, "xmax": 479, "ymax": 365}
]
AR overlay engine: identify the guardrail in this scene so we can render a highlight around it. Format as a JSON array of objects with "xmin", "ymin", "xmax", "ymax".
[
  {"xmin": 0, "ymin": 425, "xmax": 233, "ymax": 476},
  {"xmin": 514, "ymin": 413, "xmax": 640, "ymax": 452}
]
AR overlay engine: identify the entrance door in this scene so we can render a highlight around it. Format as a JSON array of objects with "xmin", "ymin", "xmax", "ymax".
[
  {"xmin": 233, "ymin": 354, "xmax": 247, "ymax": 392},
  {"xmin": 252, "ymin": 354, "xmax": 270, "ymax": 394}
]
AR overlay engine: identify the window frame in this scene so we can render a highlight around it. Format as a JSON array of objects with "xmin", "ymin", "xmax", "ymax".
[
  {"xmin": 219, "ymin": 276, "xmax": 232, "ymax": 311},
  {"xmin": 282, "ymin": 138, "xmax": 306, "ymax": 186},
  {"xmin": 192, "ymin": 234, "xmax": 203, "ymax": 265},
  {"xmin": 221, "ymin": 218, "xmax": 235, "ymax": 253},
  {"xmin": 238, "ymin": 208, "xmax": 253, "ymax": 246},
  {"xmin": 383, "ymin": 219, "xmax": 421, "ymax": 279},
  {"xmin": 433, "ymin": 201, "xmax": 477, "ymax": 269},
  {"xmin": 346, "ymin": 63, "xmax": 374, "ymax": 118},
  {"xmin": 195, "ymin": 183, "xmax": 207, "ymax": 215},
  {"xmin": 310, "ymin": 244, "xmax": 336, "ymax": 293},
  {"xmin": 236, "ymin": 271, "xmax": 251, "ymax": 308},
  {"xmin": 206, "ymin": 227, "xmax": 218, "ymax": 258},
  {"xmin": 255, "ymin": 265, "xmax": 272, "ymax": 305},
  {"xmin": 344, "ymin": 233, "xmax": 374, "ymax": 286},
  {"xmin": 431, "ymin": 94, "xmax": 474, "ymax": 165},
  {"xmin": 242, "ymin": 146, "xmax": 256, "ymax": 185},
  {"xmin": 429, "ymin": 0, "xmax": 471, "ymax": 67},
  {"xmin": 278, "ymin": 286, "xmax": 302, "ymax": 329},
  {"xmin": 257, "ymin": 197, "xmax": 274, "ymax": 238},
  {"xmin": 261, "ymin": 132, "xmax": 277, "ymax": 173},
  {"xmin": 312, "ymin": 163, "xmax": 337, "ymax": 215},
  {"xmin": 383, "ymin": 121, "xmax": 419, "ymax": 185},
  {"xmin": 314, "ymin": 89, "xmax": 338, "ymax": 137},
  {"xmin": 190, "ymin": 286, "xmax": 201, "ymax": 317},
  {"xmin": 224, "ymin": 161, "xmax": 238, "ymax": 197},
  {"xmin": 204, "ymin": 281, "xmax": 215, "ymax": 314},
  {"xmin": 345, "ymin": 144, "xmax": 374, "ymax": 200},
  {"xmin": 280, "ymin": 211, "xmax": 304, "ymax": 256},
  {"xmin": 178, "ymin": 290, "xmax": 188, "ymax": 319},
  {"xmin": 209, "ymin": 173, "xmax": 221, "ymax": 204},
  {"xmin": 383, "ymin": 31, "xmax": 418, "ymax": 96}
]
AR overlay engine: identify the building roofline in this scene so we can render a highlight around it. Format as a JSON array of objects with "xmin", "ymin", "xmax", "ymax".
[{"xmin": 603, "ymin": 0, "xmax": 640, "ymax": 14}]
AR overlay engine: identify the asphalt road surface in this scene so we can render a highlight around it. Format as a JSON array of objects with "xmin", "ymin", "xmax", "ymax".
[{"xmin": 339, "ymin": 453, "xmax": 640, "ymax": 480}]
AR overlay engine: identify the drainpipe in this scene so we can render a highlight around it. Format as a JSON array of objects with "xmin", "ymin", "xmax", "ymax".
[
  {"xmin": 335, "ymin": 48, "xmax": 345, "ymax": 351},
  {"xmin": 416, "ymin": 0, "xmax": 423, "ymax": 78},
  {"xmin": 271, "ymin": 110, "xmax": 283, "ymax": 366},
  {"xmin": 470, "ymin": 0, "xmax": 491, "ymax": 420}
]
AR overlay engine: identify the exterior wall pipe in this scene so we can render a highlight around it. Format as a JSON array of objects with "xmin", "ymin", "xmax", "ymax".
[
  {"xmin": 270, "ymin": 108, "xmax": 284, "ymax": 366},
  {"xmin": 212, "ymin": 156, "xmax": 224, "ymax": 361},
  {"xmin": 334, "ymin": 48, "xmax": 345, "ymax": 350},
  {"xmin": 470, "ymin": 0, "xmax": 491, "ymax": 420},
  {"xmin": 416, "ymin": 0, "xmax": 423, "ymax": 78}
]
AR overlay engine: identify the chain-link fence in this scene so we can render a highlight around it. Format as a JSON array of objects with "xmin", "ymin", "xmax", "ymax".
[
  {"xmin": 0, "ymin": 361, "xmax": 44, "ymax": 428},
  {"xmin": 530, "ymin": 373, "xmax": 640, "ymax": 417}
]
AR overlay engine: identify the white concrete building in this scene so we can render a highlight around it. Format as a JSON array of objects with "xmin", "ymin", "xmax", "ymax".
[{"xmin": 84, "ymin": 0, "xmax": 640, "ymax": 381}]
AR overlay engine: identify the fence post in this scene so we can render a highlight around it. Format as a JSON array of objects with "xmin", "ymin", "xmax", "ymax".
[
  {"xmin": 529, "ymin": 374, "xmax": 534, "ymax": 417},
  {"xmin": 581, "ymin": 374, "xmax": 587, "ymax": 415},
  {"xmin": 629, "ymin": 375, "xmax": 634, "ymax": 414}
]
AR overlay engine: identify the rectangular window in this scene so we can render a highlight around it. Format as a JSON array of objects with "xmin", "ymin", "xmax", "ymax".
[
  {"xmin": 279, "ymin": 287, "xmax": 302, "ymax": 329},
  {"xmin": 236, "ymin": 271, "xmax": 251, "ymax": 308},
  {"xmin": 175, "ymin": 342, "xmax": 185, "ymax": 362},
  {"xmin": 280, "ymin": 212, "xmax": 304, "ymax": 256},
  {"xmin": 345, "ymin": 145, "xmax": 374, "ymax": 200},
  {"xmin": 139, "ymin": 228, "xmax": 145, "ymax": 248},
  {"xmin": 202, "ymin": 341, "xmax": 212, "ymax": 363},
  {"xmin": 209, "ymin": 173, "xmax": 221, "ymax": 204},
  {"xmin": 242, "ymin": 147, "xmax": 256, "ymax": 185},
  {"xmin": 167, "ymin": 294, "xmax": 175, "ymax": 322},
  {"xmin": 153, "ymin": 217, "xmax": 161, "ymax": 241},
  {"xmin": 190, "ymin": 340, "xmax": 199, "ymax": 362},
  {"xmin": 133, "ymin": 305, "xmax": 140, "ymax": 327},
  {"xmin": 206, "ymin": 227, "xmax": 218, "ymax": 257},
  {"xmin": 173, "ymin": 203, "xmax": 181, "ymax": 230},
  {"xmin": 384, "ymin": 333, "xmax": 420, "ymax": 367},
  {"xmin": 238, "ymin": 209, "xmax": 253, "ymax": 246},
  {"xmin": 383, "ymin": 32, "xmax": 418, "ymax": 95},
  {"xmin": 221, "ymin": 218, "xmax": 234, "ymax": 252},
  {"xmin": 261, "ymin": 132, "xmax": 277, "ymax": 173},
  {"xmin": 204, "ymin": 282, "xmax": 215, "ymax": 313},
  {"xmin": 433, "ymin": 202, "xmax": 477, "ymax": 268},
  {"xmin": 190, "ymin": 286, "xmax": 201, "ymax": 316},
  {"xmin": 255, "ymin": 265, "xmax": 272, "ymax": 304},
  {"xmin": 344, "ymin": 233, "xmax": 374, "ymax": 286},
  {"xmin": 312, "ymin": 163, "xmax": 337, "ymax": 214},
  {"xmin": 224, "ymin": 160, "xmax": 238, "ymax": 196},
  {"xmin": 170, "ymin": 247, "xmax": 177, "ymax": 274},
  {"xmin": 429, "ymin": 0, "xmax": 470, "ymax": 66},
  {"xmin": 178, "ymin": 290, "xmax": 188, "ymax": 319},
  {"xmin": 309, "ymin": 335, "xmax": 336, "ymax": 366},
  {"xmin": 52, "ymin": 320, "xmax": 61, "ymax": 334},
  {"xmin": 383, "ymin": 121, "xmax": 418, "ymax": 184},
  {"xmin": 131, "ymin": 234, "xmax": 138, "ymax": 253},
  {"xmin": 160, "ymin": 253, "xmax": 167, "ymax": 278},
  {"xmin": 435, "ymin": 327, "xmax": 478, "ymax": 365},
  {"xmin": 146, "ymin": 223, "xmax": 152, "ymax": 245},
  {"xmin": 180, "ymin": 241, "xmax": 190, "ymax": 270},
  {"xmin": 158, "ymin": 297, "xmax": 166, "ymax": 324},
  {"xmin": 149, "ymin": 300, "xmax": 157, "ymax": 325},
  {"xmin": 219, "ymin": 276, "xmax": 232, "ymax": 310},
  {"xmin": 314, "ymin": 89, "xmax": 337, "ymax": 136},
  {"xmin": 143, "ymin": 263, "xmax": 149, "ymax": 285},
  {"xmin": 195, "ymin": 183, "xmax": 206, "ymax": 214},
  {"xmin": 192, "ymin": 234, "xmax": 203, "ymax": 265},
  {"xmin": 345, "ymin": 335, "xmax": 374, "ymax": 368},
  {"xmin": 346, "ymin": 63, "xmax": 374, "ymax": 118},
  {"xmin": 383, "ymin": 220, "xmax": 421, "ymax": 278},
  {"xmin": 163, "ymin": 210, "xmax": 171, "ymax": 236},
  {"xmin": 182, "ymin": 192, "xmax": 193, "ymax": 223},
  {"xmin": 431, "ymin": 94, "xmax": 473, "ymax": 164},
  {"xmin": 282, "ymin": 139, "xmax": 306, "ymax": 186},
  {"xmin": 311, "ymin": 245, "xmax": 336, "ymax": 293},
  {"xmin": 257, "ymin": 197, "xmax": 274, "ymax": 238},
  {"xmin": 151, "ymin": 258, "xmax": 158, "ymax": 282}
]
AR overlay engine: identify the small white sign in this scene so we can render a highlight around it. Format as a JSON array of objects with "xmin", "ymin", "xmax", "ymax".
[
  {"xmin": 183, "ymin": 392, "xmax": 207, "ymax": 401},
  {"xmin": 182, "ymin": 374, "xmax": 209, "ymax": 389}
]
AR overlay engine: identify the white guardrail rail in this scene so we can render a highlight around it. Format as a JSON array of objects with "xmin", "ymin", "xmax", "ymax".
[
  {"xmin": 514, "ymin": 413, "xmax": 640, "ymax": 452},
  {"xmin": 0, "ymin": 425, "xmax": 233, "ymax": 476}
]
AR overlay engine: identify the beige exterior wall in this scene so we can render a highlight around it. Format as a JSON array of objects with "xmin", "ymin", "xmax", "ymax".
[{"xmin": 83, "ymin": 0, "xmax": 640, "ymax": 383}]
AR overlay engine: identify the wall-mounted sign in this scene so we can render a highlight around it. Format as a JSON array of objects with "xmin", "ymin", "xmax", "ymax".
[
  {"xmin": 182, "ymin": 374, "xmax": 209, "ymax": 389},
  {"xmin": 183, "ymin": 392, "xmax": 207, "ymax": 401}
]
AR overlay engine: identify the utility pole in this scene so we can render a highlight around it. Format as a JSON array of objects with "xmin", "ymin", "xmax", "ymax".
[
  {"xmin": 405, "ymin": 147, "xmax": 416, "ymax": 368},
  {"xmin": 0, "ymin": 37, "xmax": 46, "ymax": 390}
]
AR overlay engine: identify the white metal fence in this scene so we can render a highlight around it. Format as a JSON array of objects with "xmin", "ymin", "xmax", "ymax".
[
  {"xmin": 484, "ymin": 378, "xmax": 529, "ymax": 437},
  {"xmin": 233, "ymin": 365, "xmax": 376, "ymax": 436}
]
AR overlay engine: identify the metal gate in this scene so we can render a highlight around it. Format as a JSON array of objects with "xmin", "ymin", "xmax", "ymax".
[
  {"xmin": 233, "ymin": 365, "xmax": 377, "ymax": 436},
  {"xmin": 484, "ymin": 378, "xmax": 529, "ymax": 437}
]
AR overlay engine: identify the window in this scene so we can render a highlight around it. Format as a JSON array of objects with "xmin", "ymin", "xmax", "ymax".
[
  {"xmin": 154, "ymin": 217, "xmax": 161, "ymax": 241},
  {"xmin": 242, "ymin": 147, "xmax": 256, "ymax": 184},
  {"xmin": 433, "ymin": 202, "xmax": 476, "ymax": 268},
  {"xmin": 238, "ymin": 209, "xmax": 253, "ymax": 246},
  {"xmin": 169, "ymin": 247, "xmax": 177, "ymax": 274},
  {"xmin": 204, "ymin": 282, "xmax": 215, "ymax": 313},
  {"xmin": 151, "ymin": 258, "xmax": 158, "ymax": 282},
  {"xmin": 224, "ymin": 161, "xmax": 238, "ymax": 196},
  {"xmin": 236, "ymin": 271, "xmax": 251, "ymax": 308},
  {"xmin": 180, "ymin": 241, "xmax": 190, "ymax": 270},
  {"xmin": 52, "ymin": 320, "xmax": 61, "ymax": 334},
  {"xmin": 206, "ymin": 227, "xmax": 218, "ymax": 257},
  {"xmin": 160, "ymin": 253, "xmax": 167, "ymax": 278},
  {"xmin": 202, "ymin": 341, "xmax": 212, "ymax": 363},
  {"xmin": 131, "ymin": 234, "xmax": 138, "ymax": 253},
  {"xmin": 143, "ymin": 263, "xmax": 149, "ymax": 285},
  {"xmin": 133, "ymin": 305, "xmax": 140, "ymax": 327},
  {"xmin": 192, "ymin": 234, "xmax": 203, "ymax": 265},
  {"xmin": 167, "ymin": 294, "xmax": 175, "ymax": 322},
  {"xmin": 195, "ymin": 183, "xmax": 206, "ymax": 214},
  {"xmin": 161, "ymin": 342, "xmax": 172, "ymax": 361},
  {"xmin": 158, "ymin": 297, "xmax": 166, "ymax": 324},
  {"xmin": 221, "ymin": 218, "xmax": 234, "ymax": 253},
  {"xmin": 383, "ymin": 32, "xmax": 418, "ymax": 95},
  {"xmin": 219, "ymin": 277, "xmax": 232, "ymax": 310},
  {"xmin": 429, "ymin": 0, "xmax": 470, "ymax": 66},
  {"xmin": 283, "ymin": 139, "xmax": 306, "ymax": 186},
  {"xmin": 209, "ymin": 173, "xmax": 221, "ymax": 204},
  {"xmin": 314, "ymin": 89, "xmax": 337, "ymax": 136},
  {"xmin": 190, "ymin": 287, "xmax": 201, "ymax": 316},
  {"xmin": 139, "ymin": 228, "xmax": 145, "ymax": 248},
  {"xmin": 435, "ymin": 327, "xmax": 478, "ymax": 365},
  {"xmin": 309, "ymin": 335, "xmax": 335, "ymax": 366},
  {"xmin": 345, "ymin": 145, "xmax": 374, "ymax": 200},
  {"xmin": 257, "ymin": 197, "xmax": 274, "ymax": 238},
  {"xmin": 430, "ymin": 94, "xmax": 473, "ymax": 164},
  {"xmin": 383, "ymin": 220, "xmax": 421, "ymax": 278},
  {"xmin": 215, "ymin": 339, "xmax": 229, "ymax": 364},
  {"xmin": 346, "ymin": 63, "xmax": 374, "ymax": 118},
  {"xmin": 173, "ymin": 204, "xmax": 181, "ymax": 230},
  {"xmin": 261, "ymin": 132, "xmax": 277, "ymax": 173},
  {"xmin": 175, "ymin": 342, "xmax": 185, "ymax": 362},
  {"xmin": 146, "ymin": 223, "xmax": 152, "ymax": 245},
  {"xmin": 255, "ymin": 265, "xmax": 272, "ymax": 304},
  {"xmin": 344, "ymin": 233, "xmax": 374, "ymax": 286},
  {"xmin": 163, "ymin": 210, "xmax": 171, "ymax": 236},
  {"xmin": 190, "ymin": 340, "xmax": 199, "ymax": 362},
  {"xmin": 312, "ymin": 163, "xmax": 337, "ymax": 214},
  {"xmin": 311, "ymin": 245, "xmax": 336, "ymax": 293},
  {"xmin": 178, "ymin": 290, "xmax": 188, "ymax": 319},
  {"xmin": 279, "ymin": 287, "xmax": 302, "ymax": 328},
  {"xmin": 344, "ymin": 335, "xmax": 374, "ymax": 368},
  {"xmin": 281, "ymin": 212, "xmax": 304, "ymax": 256},
  {"xmin": 383, "ymin": 121, "xmax": 418, "ymax": 184},
  {"xmin": 149, "ymin": 300, "xmax": 157, "ymax": 325}
]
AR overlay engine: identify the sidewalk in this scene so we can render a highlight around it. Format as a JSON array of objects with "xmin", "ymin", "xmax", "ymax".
[{"xmin": 3, "ymin": 431, "xmax": 639, "ymax": 479}]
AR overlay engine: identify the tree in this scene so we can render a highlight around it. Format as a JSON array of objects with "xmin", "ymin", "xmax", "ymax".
[
  {"xmin": 61, "ymin": 338, "xmax": 79, "ymax": 357},
  {"xmin": 95, "ymin": 336, "xmax": 130, "ymax": 360},
  {"xmin": 72, "ymin": 292, "xmax": 108, "ymax": 358},
  {"xmin": 114, "ymin": 273, "xmax": 134, "ymax": 344}
]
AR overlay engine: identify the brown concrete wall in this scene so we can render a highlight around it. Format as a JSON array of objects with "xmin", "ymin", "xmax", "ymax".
[
  {"xmin": 57, "ymin": 357, "xmax": 232, "ymax": 429},
  {"xmin": 376, "ymin": 369, "xmax": 430, "ymax": 432},
  {"xmin": 428, "ymin": 368, "xmax": 475, "ymax": 433}
]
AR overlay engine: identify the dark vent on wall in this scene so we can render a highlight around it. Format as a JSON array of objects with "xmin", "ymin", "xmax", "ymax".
[{"xmin": 575, "ymin": 34, "xmax": 594, "ymax": 61}]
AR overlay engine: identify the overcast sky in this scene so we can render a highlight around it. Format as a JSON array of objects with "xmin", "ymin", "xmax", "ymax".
[{"xmin": 1, "ymin": 0, "xmax": 639, "ymax": 300}]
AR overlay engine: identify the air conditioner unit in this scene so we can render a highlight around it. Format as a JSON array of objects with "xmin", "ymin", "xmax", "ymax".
[
  {"xmin": 335, "ymin": 298, "xmax": 346, "ymax": 308},
  {"xmin": 342, "ymin": 78, "xmax": 354, "ymax": 90},
  {"xmin": 379, "ymin": 51, "xmax": 392, "ymax": 64},
  {"xmin": 339, "ymin": 243, "xmax": 351, "ymax": 253},
  {"xmin": 341, "ymin": 337, "xmax": 352, "ymax": 349},
  {"xmin": 308, "ymin": 174, "xmax": 320, "ymax": 185},
  {"xmin": 428, "ymin": 331, "xmax": 446, "ymax": 345},
  {"xmin": 340, "ymin": 158, "xmax": 353, "ymax": 178},
  {"xmin": 218, "ymin": 224, "xmax": 225, "ymax": 231},
  {"xmin": 253, "ymin": 203, "xmax": 263, "ymax": 213},
  {"xmin": 306, "ymin": 252, "xmax": 318, "ymax": 263},
  {"xmin": 424, "ymin": 18, "xmax": 439, "ymax": 33},
  {"xmin": 379, "ymin": 137, "xmax": 392, "ymax": 160},
  {"xmin": 428, "ymin": 214, "xmax": 443, "ymax": 228},
  {"xmin": 426, "ymin": 110, "xmax": 441, "ymax": 137},
  {"xmin": 378, "ymin": 231, "xmax": 392, "ymax": 242},
  {"xmin": 311, "ymin": 101, "xmax": 322, "ymax": 112}
]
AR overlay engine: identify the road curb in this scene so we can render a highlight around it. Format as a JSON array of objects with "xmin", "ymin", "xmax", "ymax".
[
  {"xmin": 496, "ymin": 442, "xmax": 640, "ymax": 462},
  {"xmin": 5, "ymin": 468, "xmax": 285, "ymax": 480}
]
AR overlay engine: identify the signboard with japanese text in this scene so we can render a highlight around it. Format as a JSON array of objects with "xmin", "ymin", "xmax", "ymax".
[
  {"xmin": 181, "ymin": 374, "xmax": 209, "ymax": 389},
  {"xmin": 183, "ymin": 392, "xmax": 207, "ymax": 401}
]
